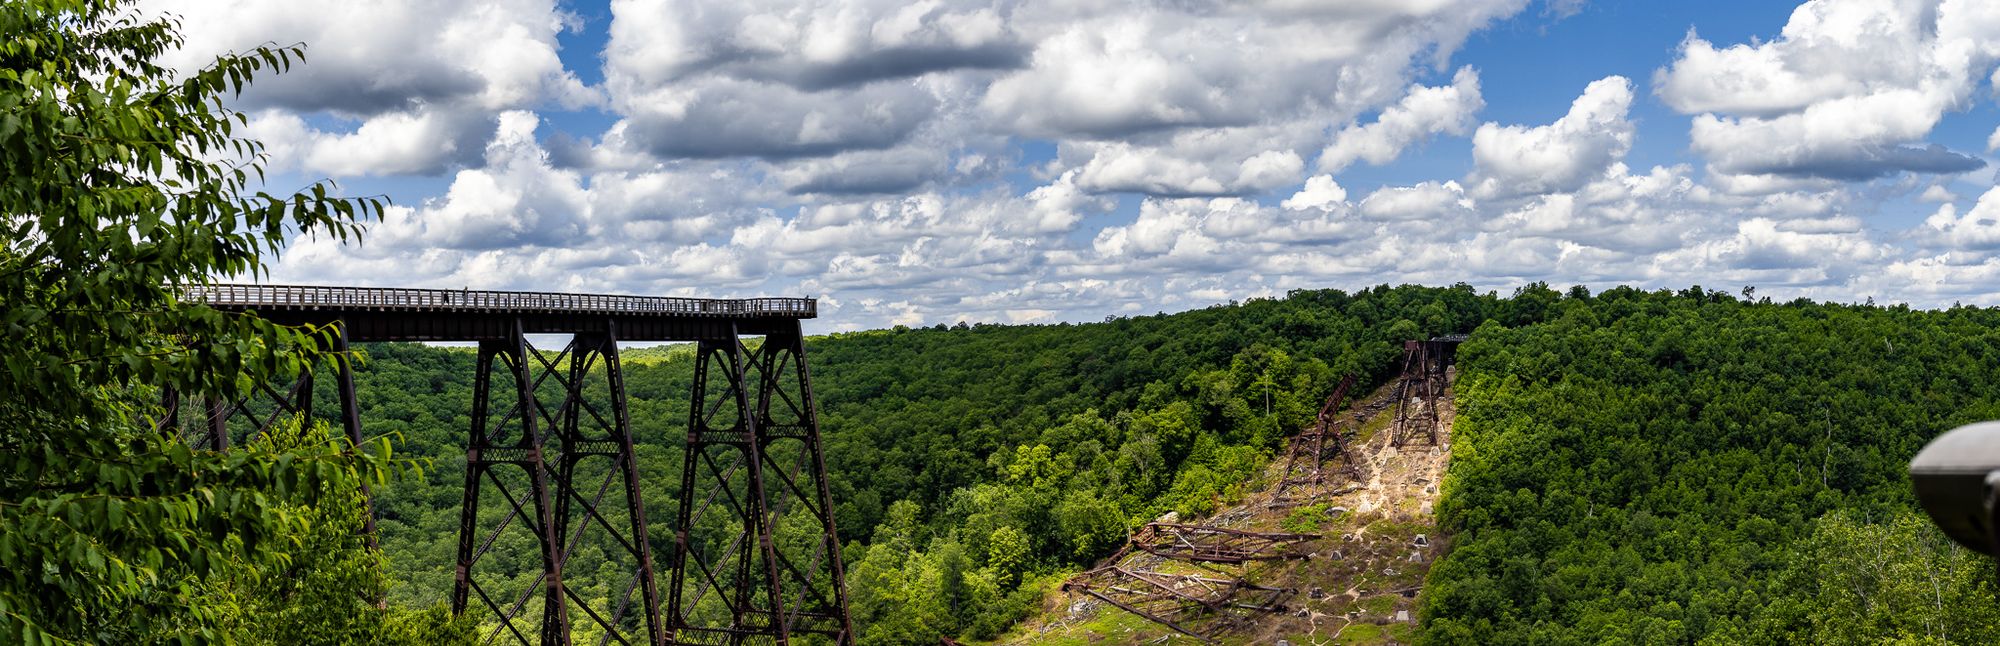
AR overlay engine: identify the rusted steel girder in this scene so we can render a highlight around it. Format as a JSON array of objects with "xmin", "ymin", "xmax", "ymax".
[
  {"xmin": 160, "ymin": 359, "xmax": 312, "ymax": 451},
  {"xmin": 552, "ymin": 326, "xmax": 666, "ymax": 645},
  {"xmin": 1060, "ymin": 566, "xmax": 1294, "ymax": 642},
  {"xmin": 452, "ymin": 320, "xmax": 571, "ymax": 645},
  {"xmin": 1067, "ymin": 520, "xmax": 1315, "ymax": 641},
  {"xmin": 1272, "ymin": 374, "xmax": 1360, "ymax": 504},
  {"xmin": 1129, "ymin": 523, "xmax": 1320, "ymax": 564},
  {"xmin": 1391, "ymin": 341, "xmax": 1443, "ymax": 447},
  {"xmin": 665, "ymin": 320, "xmax": 852, "ymax": 645},
  {"xmin": 451, "ymin": 321, "xmax": 668, "ymax": 645}
]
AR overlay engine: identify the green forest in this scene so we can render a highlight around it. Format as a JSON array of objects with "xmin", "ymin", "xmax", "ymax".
[
  {"xmin": 1423, "ymin": 287, "xmax": 2000, "ymax": 644},
  {"xmin": 236, "ymin": 284, "xmax": 2000, "ymax": 645},
  {"xmin": 344, "ymin": 285, "xmax": 2000, "ymax": 644},
  {"xmin": 352, "ymin": 284, "xmax": 1502, "ymax": 641}
]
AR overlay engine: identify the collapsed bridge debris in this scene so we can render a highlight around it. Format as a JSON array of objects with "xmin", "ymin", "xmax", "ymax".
[
  {"xmin": 1129, "ymin": 522, "xmax": 1320, "ymax": 564},
  {"xmin": 1272, "ymin": 373, "xmax": 1361, "ymax": 505},
  {"xmin": 1060, "ymin": 337, "xmax": 1469, "ymax": 642},
  {"xmin": 1063, "ymin": 522, "xmax": 1319, "ymax": 642},
  {"xmin": 1060, "ymin": 566, "xmax": 1295, "ymax": 641}
]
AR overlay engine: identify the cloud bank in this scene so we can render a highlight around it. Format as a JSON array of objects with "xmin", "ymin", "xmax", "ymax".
[{"xmin": 136, "ymin": 0, "xmax": 2000, "ymax": 329}]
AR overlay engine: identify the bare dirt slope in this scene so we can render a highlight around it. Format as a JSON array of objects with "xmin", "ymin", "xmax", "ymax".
[{"xmin": 996, "ymin": 373, "xmax": 1457, "ymax": 645}]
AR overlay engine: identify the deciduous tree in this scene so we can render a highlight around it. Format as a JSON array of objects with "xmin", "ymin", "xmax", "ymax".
[{"xmin": 0, "ymin": 0, "xmax": 395, "ymax": 641}]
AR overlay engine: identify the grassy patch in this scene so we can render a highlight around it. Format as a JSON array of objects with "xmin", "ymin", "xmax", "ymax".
[{"xmin": 1282, "ymin": 503, "xmax": 1335, "ymax": 533}]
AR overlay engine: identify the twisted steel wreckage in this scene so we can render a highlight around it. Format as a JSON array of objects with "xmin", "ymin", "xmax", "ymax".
[
  {"xmin": 1060, "ymin": 336, "xmax": 1462, "ymax": 641},
  {"xmin": 159, "ymin": 284, "xmax": 847, "ymax": 646}
]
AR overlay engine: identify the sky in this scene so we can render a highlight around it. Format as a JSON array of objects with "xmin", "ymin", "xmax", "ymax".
[{"xmin": 138, "ymin": 0, "xmax": 2000, "ymax": 331}]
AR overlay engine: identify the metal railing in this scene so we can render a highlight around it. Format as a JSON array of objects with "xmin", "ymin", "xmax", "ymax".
[{"xmin": 184, "ymin": 283, "xmax": 816, "ymax": 318}]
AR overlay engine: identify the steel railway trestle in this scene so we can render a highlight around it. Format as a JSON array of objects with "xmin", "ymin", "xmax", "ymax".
[{"xmin": 154, "ymin": 284, "xmax": 851, "ymax": 646}]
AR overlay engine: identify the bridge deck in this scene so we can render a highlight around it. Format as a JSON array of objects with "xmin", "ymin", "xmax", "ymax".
[{"xmin": 189, "ymin": 284, "xmax": 813, "ymax": 342}]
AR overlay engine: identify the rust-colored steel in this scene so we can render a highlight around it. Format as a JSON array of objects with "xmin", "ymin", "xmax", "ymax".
[
  {"xmin": 1060, "ymin": 566, "xmax": 1293, "ymax": 642},
  {"xmin": 1066, "ymin": 519, "xmax": 1314, "ymax": 641},
  {"xmin": 332, "ymin": 321, "xmax": 378, "ymax": 546},
  {"xmin": 549, "ymin": 325, "xmax": 666, "ymax": 644},
  {"xmin": 156, "ymin": 331, "xmax": 339, "ymax": 452},
  {"xmin": 1392, "ymin": 341, "xmax": 1446, "ymax": 447},
  {"xmin": 1128, "ymin": 523, "xmax": 1320, "ymax": 564},
  {"xmin": 665, "ymin": 320, "xmax": 851, "ymax": 645},
  {"xmin": 185, "ymin": 283, "xmax": 813, "ymax": 342},
  {"xmin": 1391, "ymin": 336, "xmax": 1464, "ymax": 447},
  {"xmin": 1273, "ymin": 374, "xmax": 1360, "ymax": 503},
  {"xmin": 448, "ymin": 324, "xmax": 678, "ymax": 645},
  {"xmin": 1390, "ymin": 341, "xmax": 1432, "ymax": 446},
  {"xmin": 453, "ymin": 321, "xmax": 569, "ymax": 645},
  {"xmin": 157, "ymin": 323, "xmax": 377, "ymax": 543},
  {"xmin": 167, "ymin": 284, "xmax": 849, "ymax": 645}
]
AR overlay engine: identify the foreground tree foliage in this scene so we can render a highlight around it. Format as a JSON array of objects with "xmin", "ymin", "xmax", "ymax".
[
  {"xmin": 1750, "ymin": 510, "xmax": 2000, "ymax": 643},
  {"xmin": 1424, "ymin": 286, "xmax": 2000, "ymax": 644},
  {"xmin": 0, "ymin": 1, "xmax": 463, "ymax": 642},
  {"xmin": 171, "ymin": 419, "xmax": 475, "ymax": 645}
]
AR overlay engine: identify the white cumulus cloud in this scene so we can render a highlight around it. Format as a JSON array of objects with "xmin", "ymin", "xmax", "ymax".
[
  {"xmin": 1923, "ymin": 185, "xmax": 2000, "ymax": 250},
  {"xmin": 144, "ymin": 0, "xmax": 595, "ymax": 177},
  {"xmin": 1319, "ymin": 67, "xmax": 1485, "ymax": 173},
  {"xmin": 1654, "ymin": 0, "xmax": 1997, "ymax": 185},
  {"xmin": 1469, "ymin": 76, "xmax": 1635, "ymax": 199}
]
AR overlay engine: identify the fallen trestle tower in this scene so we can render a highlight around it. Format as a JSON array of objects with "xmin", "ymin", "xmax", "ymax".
[
  {"xmin": 1128, "ymin": 522, "xmax": 1321, "ymax": 564},
  {"xmin": 1062, "ymin": 520, "xmax": 1318, "ymax": 640},
  {"xmin": 1272, "ymin": 373, "xmax": 1362, "ymax": 506},
  {"xmin": 1061, "ymin": 566, "xmax": 1295, "ymax": 639},
  {"xmin": 155, "ymin": 284, "xmax": 850, "ymax": 646}
]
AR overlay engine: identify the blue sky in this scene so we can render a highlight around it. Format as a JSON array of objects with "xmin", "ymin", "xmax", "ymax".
[{"xmin": 144, "ymin": 0, "xmax": 2000, "ymax": 329}]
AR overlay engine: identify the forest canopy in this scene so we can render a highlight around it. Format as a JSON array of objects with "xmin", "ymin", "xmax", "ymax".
[
  {"xmin": 357, "ymin": 285, "xmax": 2000, "ymax": 644},
  {"xmin": 1424, "ymin": 286, "xmax": 2000, "ymax": 644}
]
